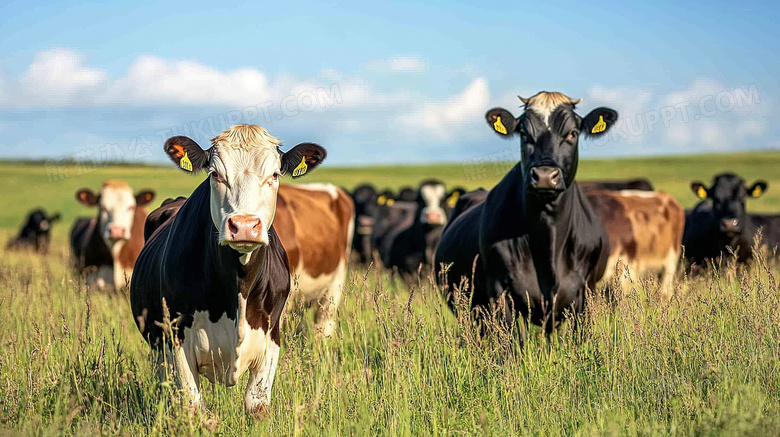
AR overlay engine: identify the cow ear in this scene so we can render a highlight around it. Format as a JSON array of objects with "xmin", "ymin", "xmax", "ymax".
[
  {"xmin": 485, "ymin": 108, "xmax": 519, "ymax": 136},
  {"xmin": 749, "ymin": 181, "xmax": 767, "ymax": 198},
  {"xmin": 164, "ymin": 136, "xmax": 209, "ymax": 173},
  {"xmin": 135, "ymin": 190, "xmax": 156, "ymax": 206},
  {"xmin": 49, "ymin": 213, "xmax": 61, "ymax": 223},
  {"xmin": 581, "ymin": 107, "xmax": 618, "ymax": 137},
  {"xmin": 446, "ymin": 188, "xmax": 465, "ymax": 209},
  {"xmin": 281, "ymin": 143, "xmax": 327, "ymax": 178},
  {"xmin": 76, "ymin": 189, "xmax": 99, "ymax": 207},
  {"xmin": 690, "ymin": 182, "xmax": 709, "ymax": 199}
]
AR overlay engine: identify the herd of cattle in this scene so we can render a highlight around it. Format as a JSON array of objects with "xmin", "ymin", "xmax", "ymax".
[{"xmin": 4, "ymin": 92, "xmax": 780, "ymax": 420}]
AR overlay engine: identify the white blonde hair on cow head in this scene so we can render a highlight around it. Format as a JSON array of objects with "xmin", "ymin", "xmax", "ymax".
[{"xmin": 518, "ymin": 92, "xmax": 583, "ymax": 126}]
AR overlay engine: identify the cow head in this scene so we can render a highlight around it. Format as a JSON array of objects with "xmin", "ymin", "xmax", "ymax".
[
  {"xmin": 416, "ymin": 179, "xmax": 448, "ymax": 226},
  {"xmin": 351, "ymin": 184, "xmax": 378, "ymax": 235},
  {"xmin": 485, "ymin": 91, "xmax": 617, "ymax": 198},
  {"xmin": 25, "ymin": 209, "xmax": 60, "ymax": 235},
  {"xmin": 690, "ymin": 173, "xmax": 767, "ymax": 236},
  {"xmin": 164, "ymin": 124, "xmax": 326, "ymax": 264},
  {"xmin": 76, "ymin": 181, "xmax": 155, "ymax": 247}
]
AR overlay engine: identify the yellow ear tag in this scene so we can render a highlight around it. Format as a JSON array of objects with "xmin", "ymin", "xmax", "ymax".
[
  {"xmin": 493, "ymin": 116, "xmax": 508, "ymax": 134},
  {"xmin": 180, "ymin": 152, "xmax": 193, "ymax": 172},
  {"xmin": 447, "ymin": 192, "xmax": 460, "ymax": 208},
  {"xmin": 591, "ymin": 115, "xmax": 607, "ymax": 134},
  {"xmin": 752, "ymin": 186, "xmax": 763, "ymax": 197},
  {"xmin": 292, "ymin": 156, "xmax": 308, "ymax": 177},
  {"xmin": 386, "ymin": 199, "xmax": 395, "ymax": 206},
  {"xmin": 377, "ymin": 195, "xmax": 387, "ymax": 205},
  {"xmin": 697, "ymin": 186, "xmax": 708, "ymax": 199}
]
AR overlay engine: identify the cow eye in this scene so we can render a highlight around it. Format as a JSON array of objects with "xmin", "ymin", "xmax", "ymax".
[
  {"xmin": 210, "ymin": 170, "xmax": 223, "ymax": 184},
  {"xmin": 566, "ymin": 130, "xmax": 578, "ymax": 142},
  {"xmin": 272, "ymin": 171, "xmax": 280, "ymax": 182}
]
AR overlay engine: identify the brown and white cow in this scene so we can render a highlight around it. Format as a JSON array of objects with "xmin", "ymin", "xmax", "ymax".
[
  {"xmin": 586, "ymin": 190, "xmax": 685, "ymax": 298},
  {"xmin": 69, "ymin": 180, "xmax": 155, "ymax": 289},
  {"xmin": 274, "ymin": 183, "xmax": 354, "ymax": 338},
  {"xmin": 131, "ymin": 125, "xmax": 327, "ymax": 421}
]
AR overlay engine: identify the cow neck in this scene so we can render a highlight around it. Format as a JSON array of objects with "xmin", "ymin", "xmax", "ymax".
[{"xmin": 482, "ymin": 162, "xmax": 584, "ymax": 300}]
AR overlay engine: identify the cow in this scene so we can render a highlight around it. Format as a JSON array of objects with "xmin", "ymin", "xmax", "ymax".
[
  {"xmin": 586, "ymin": 190, "xmax": 685, "ymax": 298},
  {"xmin": 273, "ymin": 183, "xmax": 354, "ymax": 337},
  {"xmin": 435, "ymin": 91, "xmax": 617, "ymax": 333},
  {"xmin": 750, "ymin": 214, "xmax": 780, "ymax": 253},
  {"xmin": 371, "ymin": 192, "xmax": 417, "ymax": 263},
  {"xmin": 397, "ymin": 186, "xmax": 417, "ymax": 202},
  {"xmin": 131, "ymin": 124, "xmax": 327, "ymax": 421},
  {"xmin": 350, "ymin": 184, "xmax": 378, "ymax": 264},
  {"xmin": 682, "ymin": 173, "xmax": 768, "ymax": 268},
  {"xmin": 579, "ymin": 178, "xmax": 654, "ymax": 192},
  {"xmin": 384, "ymin": 179, "xmax": 450, "ymax": 276},
  {"xmin": 5, "ymin": 209, "xmax": 61, "ymax": 254},
  {"xmin": 70, "ymin": 180, "xmax": 155, "ymax": 289}
]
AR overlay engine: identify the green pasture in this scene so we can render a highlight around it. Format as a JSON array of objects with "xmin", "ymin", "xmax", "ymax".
[{"xmin": 1, "ymin": 151, "xmax": 779, "ymax": 435}]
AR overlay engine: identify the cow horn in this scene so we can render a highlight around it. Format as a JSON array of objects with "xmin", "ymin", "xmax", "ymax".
[
  {"xmin": 518, "ymin": 95, "xmax": 529, "ymax": 104},
  {"xmin": 570, "ymin": 97, "xmax": 583, "ymax": 105}
]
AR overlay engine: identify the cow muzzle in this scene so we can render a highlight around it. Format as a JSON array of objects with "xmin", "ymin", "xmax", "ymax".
[
  {"xmin": 720, "ymin": 218, "xmax": 741, "ymax": 234},
  {"xmin": 529, "ymin": 166, "xmax": 564, "ymax": 191},
  {"xmin": 107, "ymin": 225, "xmax": 128, "ymax": 241},
  {"xmin": 224, "ymin": 214, "xmax": 268, "ymax": 252},
  {"xmin": 421, "ymin": 208, "xmax": 446, "ymax": 226}
]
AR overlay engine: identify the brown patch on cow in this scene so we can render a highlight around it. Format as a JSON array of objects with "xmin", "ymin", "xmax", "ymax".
[
  {"xmin": 117, "ymin": 205, "xmax": 150, "ymax": 270},
  {"xmin": 102, "ymin": 179, "xmax": 131, "ymax": 190},
  {"xmin": 587, "ymin": 191, "xmax": 636, "ymax": 258},
  {"xmin": 274, "ymin": 185, "xmax": 353, "ymax": 278}
]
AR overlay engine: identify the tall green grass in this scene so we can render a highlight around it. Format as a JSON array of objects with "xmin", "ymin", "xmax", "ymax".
[
  {"xmin": 1, "ymin": 152, "xmax": 779, "ymax": 435},
  {"xmin": 1, "ymin": 237, "xmax": 779, "ymax": 435}
]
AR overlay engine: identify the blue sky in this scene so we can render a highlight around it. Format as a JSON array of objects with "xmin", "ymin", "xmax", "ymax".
[{"xmin": 1, "ymin": 0, "xmax": 778, "ymax": 165}]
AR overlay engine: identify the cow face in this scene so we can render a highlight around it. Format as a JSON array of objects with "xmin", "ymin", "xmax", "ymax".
[
  {"xmin": 690, "ymin": 173, "xmax": 767, "ymax": 235},
  {"xmin": 417, "ymin": 179, "xmax": 448, "ymax": 226},
  {"xmin": 164, "ymin": 124, "xmax": 326, "ymax": 264},
  {"xmin": 24, "ymin": 209, "xmax": 60, "ymax": 237},
  {"xmin": 76, "ymin": 182, "xmax": 155, "ymax": 247},
  {"xmin": 352, "ymin": 184, "xmax": 378, "ymax": 232},
  {"xmin": 485, "ymin": 92, "xmax": 617, "ymax": 198}
]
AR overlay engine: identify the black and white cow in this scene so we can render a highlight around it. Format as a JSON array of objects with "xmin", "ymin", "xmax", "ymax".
[
  {"xmin": 435, "ymin": 91, "xmax": 616, "ymax": 333},
  {"xmin": 683, "ymin": 173, "xmax": 768, "ymax": 268},
  {"xmin": 383, "ymin": 179, "xmax": 450, "ymax": 275},
  {"xmin": 131, "ymin": 124, "xmax": 326, "ymax": 420},
  {"xmin": 5, "ymin": 209, "xmax": 61, "ymax": 253}
]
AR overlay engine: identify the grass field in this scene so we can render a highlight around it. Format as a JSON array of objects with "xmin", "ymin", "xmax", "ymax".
[{"xmin": 1, "ymin": 152, "xmax": 780, "ymax": 435}]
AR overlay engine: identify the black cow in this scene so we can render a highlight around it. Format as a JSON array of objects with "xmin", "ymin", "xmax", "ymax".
[
  {"xmin": 384, "ymin": 179, "xmax": 451, "ymax": 275},
  {"xmin": 131, "ymin": 124, "xmax": 326, "ymax": 420},
  {"xmin": 579, "ymin": 178, "xmax": 654, "ymax": 192},
  {"xmin": 751, "ymin": 214, "xmax": 780, "ymax": 253},
  {"xmin": 350, "ymin": 184, "xmax": 378, "ymax": 264},
  {"xmin": 397, "ymin": 186, "xmax": 417, "ymax": 202},
  {"xmin": 435, "ymin": 91, "xmax": 616, "ymax": 333},
  {"xmin": 5, "ymin": 209, "xmax": 61, "ymax": 253},
  {"xmin": 682, "ymin": 173, "xmax": 768, "ymax": 268},
  {"xmin": 370, "ymin": 191, "xmax": 417, "ymax": 262}
]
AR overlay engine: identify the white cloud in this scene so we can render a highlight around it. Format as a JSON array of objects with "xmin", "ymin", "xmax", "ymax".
[
  {"xmin": 397, "ymin": 78, "xmax": 489, "ymax": 140},
  {"xmin": 16, "ymin": 49, "xmax": 108, "ymax": 108},
  {"xmin": 367, "ymin": 56, "xmax": 427, "ymax": 73}
]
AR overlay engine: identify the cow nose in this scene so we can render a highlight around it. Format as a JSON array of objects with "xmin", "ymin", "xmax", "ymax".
[
  {"xmin": 108, "ymin": 225, "xmax": 126, "ymax": 240},
  {"xmin": 720, "ymin": 218, "xmax": 741, "ymax": 233},
  {"xmin": 226, "ymin": 215, "xmax": 264, "ymax": 242},
  {"xmin": 425, "ymin": 210, "xmax": 444, "ymax": 225},
  {"xmin": 530, "ymin": 166, "xmax": 562, "ymax": 190}
]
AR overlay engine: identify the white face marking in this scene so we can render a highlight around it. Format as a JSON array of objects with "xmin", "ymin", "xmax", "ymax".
[
  {"xmin": 419, "ymin": 184, "xmax": 447, "ymax": 225},
  {"xmin": 98, "ymin": 185, "xmax": 136, "ymax": 246},
  {"xmin": 209, "ymin": 146, "xmax": 281, "ymax": 255}
]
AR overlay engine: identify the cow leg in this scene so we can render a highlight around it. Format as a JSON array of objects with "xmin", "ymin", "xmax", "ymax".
[
  {"xmin": 158, "ymin": 344, "xmax": 202, "ymax": 406},
  {"xmin": 244, "ymin": 338, "xmax": 280, "ymax": 420},
  {"xmin": 660, "ymin": 248, "xmax": 680, "ymax": 299},
  {"xmin": 314, "ymin": 258, "xmax": 346, "ymax": 338}
]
